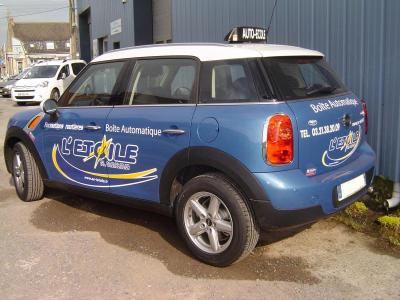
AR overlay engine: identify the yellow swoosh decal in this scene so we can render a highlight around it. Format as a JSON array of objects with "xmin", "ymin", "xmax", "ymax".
[
  {"xmin": 52, "ymin": 145, "xmax": 157, "ymax": 180},
  {"xmin": 52, "ymin": 145, "xmax": 75, "ymax": 181}
]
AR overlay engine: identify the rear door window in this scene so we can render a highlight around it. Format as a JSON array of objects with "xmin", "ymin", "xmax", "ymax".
[
  {"xmin": 71, "ymin": 63, "xmax": 86, "ymax": 75},
  {"xmin": 126, "ymin": 58, "xmax": 197, "ymax": 105},
  {"xmin": 199, "ymin": 59, "xmax": 258, "ymax": 103},
  {"xmin": 262, "ymin": 57, "xmax": 347, "ymax": 100}
]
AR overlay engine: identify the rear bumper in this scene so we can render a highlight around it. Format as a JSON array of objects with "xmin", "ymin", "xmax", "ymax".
[
  {"xmin": 250, "ymin": 171, "xmax": 373, "ymax": 231},
  {"xmin": 251, "ymin": 143, "xmax": 375, "ymax": 231}
]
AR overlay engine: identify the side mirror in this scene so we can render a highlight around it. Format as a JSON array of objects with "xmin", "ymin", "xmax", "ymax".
[{"xmin": 40, "ymin": 98, "xmax": 58, "ymax": 115}]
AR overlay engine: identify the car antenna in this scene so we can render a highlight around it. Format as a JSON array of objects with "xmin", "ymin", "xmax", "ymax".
[{"xmin": 266, "ymin": 0, "xmax": 278, "ymax": 36}]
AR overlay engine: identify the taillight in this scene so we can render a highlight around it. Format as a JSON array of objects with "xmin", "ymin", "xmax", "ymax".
[
  {"xmin": 361, "ymin": 98, "xmax": 368, "ymax": 135},
  {"xmin": 265, "ymin": 114, "xmax": 293, "ymax": 164}
]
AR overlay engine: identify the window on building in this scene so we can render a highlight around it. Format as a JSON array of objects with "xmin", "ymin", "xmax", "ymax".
[
  {"xmin": 200, "ymin": 59, "xmax": 258, "ymax": 103},
  {"xmin": 127, "ymin": 59, "xmax": 197, "ymax": 105},
  {"xmin": 60, "ymin": 61, "xmax": 126, "ymax": 107},
  {"xmin": 46, "ymin": 42, "xmax": 55, "ymax": 50},
  {"xmin": 113, "ymin": 42, "xmax": 120, "ymax": 49}
]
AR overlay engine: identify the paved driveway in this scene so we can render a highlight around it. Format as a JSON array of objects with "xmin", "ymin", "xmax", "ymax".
[{"xmin": 0, "ymin": 98, "xmax": 399, "ymax": 299}]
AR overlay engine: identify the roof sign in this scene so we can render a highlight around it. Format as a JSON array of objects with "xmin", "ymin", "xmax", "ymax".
[{"xmin": 224, "ymin": 27, "xmax": 267, "ymax": 43}]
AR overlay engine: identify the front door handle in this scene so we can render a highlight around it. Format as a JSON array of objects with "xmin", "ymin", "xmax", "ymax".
[
  {"xmin": 84, "ymin": 124, "xmax": 102, "ymax": 131},
  {"xmin": 162, "ymin": 129, "xmax": 186, "ymax": 135}
]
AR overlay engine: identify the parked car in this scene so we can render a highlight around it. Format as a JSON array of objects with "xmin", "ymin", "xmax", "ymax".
[
  {"xmin": 3, "ymin": 27, "xmax": 375, "ymax": 266},
  {"xmin": 0, "ymin": 69, "xmax": 30, "ymax": 97},
  {"xmin": 11, "ymin": 59, "xmax": 86, "ymax": 105}
]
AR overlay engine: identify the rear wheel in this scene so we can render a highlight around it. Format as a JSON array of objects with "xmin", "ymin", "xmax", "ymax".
[
  {"xmin": 176, "ymin": 173, "xmax": 259, "ymax": 266},
  {"xmin": 12, "ymin": 142, "xmax": 44, "ymax": 202}
]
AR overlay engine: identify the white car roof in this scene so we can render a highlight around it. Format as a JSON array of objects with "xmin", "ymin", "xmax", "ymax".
[
  {"xmin": 34, "ymin": 59, "xmax": 86, "ymax": 67},
  {"xmin": 93, "ymin": 43, "xmax": 324, "ymax": 63}
]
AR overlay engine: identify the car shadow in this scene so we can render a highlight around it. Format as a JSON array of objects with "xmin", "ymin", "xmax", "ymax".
[{"xmin": 29, "ymin": 188, "xmax": 319, "ymax": 283}]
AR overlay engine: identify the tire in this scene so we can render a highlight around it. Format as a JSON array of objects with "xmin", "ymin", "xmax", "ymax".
[
  {"xmin": 17, "ymin": 102, "xmax": 25, "ymax": 106},
  {"xmin": 11, "ymin": 142, "xmax": 44, "ymax": 202},
  {"xmin": 50, "ymin": 89, "xmax": 60, "ymax": 100},
  {"xmin": 175, "ymin": 173, "xmax": 259, "ymax": 267}
]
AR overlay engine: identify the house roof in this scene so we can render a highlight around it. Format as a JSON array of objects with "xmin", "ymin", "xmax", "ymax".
[
  {"xmin": 13, "ymin": 22, "xmax": 70, "ymax": 42},
  {"xmin": 11, "ymin": 22, "xmax": 71, "ymax": 55}
]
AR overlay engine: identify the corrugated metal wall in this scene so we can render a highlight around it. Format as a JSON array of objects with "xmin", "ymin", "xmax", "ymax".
[
  {"xmin": 77, "ymin": 0, "xmax": 135, "ymax": 48},
  {"xmin": 172, "ymin": 0, "xmax": 400, "ymax": 181}
]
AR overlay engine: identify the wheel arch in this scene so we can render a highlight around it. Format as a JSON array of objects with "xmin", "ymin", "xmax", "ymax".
[
  {"xmin": 4, "ymin": 126, "xmax": 48, "ymax": 179},
  {"xmin": 159, "ymin": 147, "xmax": 268, "ymax": 209}
]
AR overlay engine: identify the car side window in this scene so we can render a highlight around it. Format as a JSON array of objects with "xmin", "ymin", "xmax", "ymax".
[
  {"xmin": 199, "ymin": 59, "xmax": 258, "ymax": 103},
  {"xmin": 71, "ymin": 63, "xmax": 86, "ymax": 76},
  {"xmin": 59, "ymin": 61, "xmax": 125, "ymax": 107},
  {"xmin": 127, "ymin": 58, "xmax": 197, "ymax": 105},
  {"xmin": 57, "ymin": 65, "xmax": 70, "ymax": 80}
]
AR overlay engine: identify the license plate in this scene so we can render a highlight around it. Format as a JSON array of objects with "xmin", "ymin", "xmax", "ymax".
[
  {"xmin": 337, "ymin": 174, "xmax": 366, "ymax": 201},
  {"xmin": 17, "ymin": 92, "xmax": 30, "ymax": 96}
]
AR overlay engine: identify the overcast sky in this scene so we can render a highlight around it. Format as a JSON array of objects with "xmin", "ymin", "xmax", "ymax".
[{"xmin": 0, "ymin": 0, "xmax": 68, "ymax": 46}]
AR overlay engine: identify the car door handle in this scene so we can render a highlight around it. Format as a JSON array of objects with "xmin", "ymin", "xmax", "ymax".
[
  {"xmin": 162, "ymin": 129, "xmax": 186, "ymax": 135},
  {"xmin": 84, "ymin": 125, "xmax": 102, "ymax": 131}
]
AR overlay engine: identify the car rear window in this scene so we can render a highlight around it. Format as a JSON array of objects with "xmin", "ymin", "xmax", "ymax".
[
  {"xmin": 262, "ymin": 57, "xmax": 347, "ymax": 100},
  {"xmin": 199, "ymin": 59, "xmax": 258, "ymax": 103}
]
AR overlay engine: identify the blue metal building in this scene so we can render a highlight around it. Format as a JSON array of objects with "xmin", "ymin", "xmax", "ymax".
[{"xmin": 77, "ymin": 0, "xmax": 400, "ymax": 182}]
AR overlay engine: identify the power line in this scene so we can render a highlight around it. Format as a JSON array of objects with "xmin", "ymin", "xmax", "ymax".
[{"xmin": 0, "ymin": 6, "xmax": 69, "ymax": 20}]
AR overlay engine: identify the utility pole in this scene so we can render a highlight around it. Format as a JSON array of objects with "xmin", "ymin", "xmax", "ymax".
[{"xmin": 69, "ymin": 0, "xmax": 77, "ymax": 59}]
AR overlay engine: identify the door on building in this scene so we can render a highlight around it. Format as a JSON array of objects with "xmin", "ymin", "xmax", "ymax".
[
  {"xmin": 17, "ymin": 61, "xmax": 23, "ymax": 73},
  {"xmin": 105, "ymin": 58, "xmax": 198, "ymax": 202},
  {"xmin": 78, "ymin": 8, "xmax": 91, "ymax": 63}
]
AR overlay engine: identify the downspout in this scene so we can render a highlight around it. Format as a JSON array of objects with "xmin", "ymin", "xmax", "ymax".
[{"xmin": 384, "ymin": 182, "xmax": 400, "ymax": 209}]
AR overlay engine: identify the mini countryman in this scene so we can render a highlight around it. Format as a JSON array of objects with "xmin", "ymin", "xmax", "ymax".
[{"xmin": 4, "ymin": 28, "xmax": 375, "ymax": 266}]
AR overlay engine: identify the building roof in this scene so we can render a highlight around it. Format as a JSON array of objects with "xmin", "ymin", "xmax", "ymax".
[
  {"xmin": 93, "ymin": 43, "xmax": 324, "ymax": 63},
  {"xmin": 11, "ymin": 22, "xmax": 71, "ymax": 55},
  {"xmin": 13, "ymin": 22, "xmax": 70, "ymax": 42}
]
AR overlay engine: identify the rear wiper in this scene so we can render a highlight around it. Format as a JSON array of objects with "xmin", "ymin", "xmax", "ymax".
[{"xmin": 306, "ymin": 86, "xmax": 337, "ymax": 96}]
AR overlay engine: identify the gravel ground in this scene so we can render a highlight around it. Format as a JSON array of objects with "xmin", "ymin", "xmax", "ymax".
[{"xmin": 0, "ymin": 98, "xmax": 399, "ymax": 299}]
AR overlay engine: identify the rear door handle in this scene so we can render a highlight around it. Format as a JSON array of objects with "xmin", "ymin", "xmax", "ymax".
[
  {"xmin": 84, "ymin": 125, "xmax": 102, "ymax": 131},
  {"xmin": 162, "ymin": 129, "xmax": 186, "ymax": 135}
]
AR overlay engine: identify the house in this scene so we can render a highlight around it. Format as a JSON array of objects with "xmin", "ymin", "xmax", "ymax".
[{"xmin": 4, "ymin": 18, "xmax": 71, "ymax": 76}]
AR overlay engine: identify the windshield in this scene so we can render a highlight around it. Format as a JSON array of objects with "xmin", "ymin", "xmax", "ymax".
[
  {"xmin": 16, "ymin": 69, "xmax": 31, "ymax": 80},
  {"xmin": 25, "ymin": 65, "xmax": 59, "ymax": 79},
  {"xmin": 263, "ymin": 57, "xmax": 347, "ymax": 100}
]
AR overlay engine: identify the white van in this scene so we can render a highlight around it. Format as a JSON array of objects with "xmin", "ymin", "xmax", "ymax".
[{"xmin": 11, "ymin": 59, "xmax": 86, "ymax": 105}]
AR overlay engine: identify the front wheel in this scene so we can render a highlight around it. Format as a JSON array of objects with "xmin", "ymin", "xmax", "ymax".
[
  {"xmin": 12, "ymin": 142, "xmax": 44, "ymax": 201},
  {"xmin": 175, "ymin": 173, "xmax": 259, "ymax": 267}
]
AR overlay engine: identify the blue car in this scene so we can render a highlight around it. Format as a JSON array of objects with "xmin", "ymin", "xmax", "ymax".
[{"xmin": 3, "ymin": 29, "xmax": 375, "ymax": 266}]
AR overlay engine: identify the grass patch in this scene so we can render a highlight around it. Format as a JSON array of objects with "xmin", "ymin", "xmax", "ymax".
[
  {"xmin": 378, "ymin": 215, "xmax": 400, "ymax": 246},
  {"xmin": 333, "ymin": 201, "xmax": 370, "ymax": 231}
]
